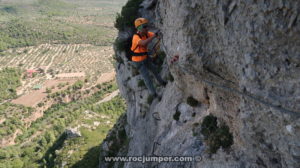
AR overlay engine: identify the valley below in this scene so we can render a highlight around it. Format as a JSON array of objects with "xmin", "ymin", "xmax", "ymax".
[{"xmin": 0, "ymin": 0, "xmax": 126, "ymax": 167}]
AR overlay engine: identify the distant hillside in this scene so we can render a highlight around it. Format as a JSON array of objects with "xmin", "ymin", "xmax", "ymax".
[{"xmin": 0, "ymin": 0, "xmax": 126, "ymax": 51}]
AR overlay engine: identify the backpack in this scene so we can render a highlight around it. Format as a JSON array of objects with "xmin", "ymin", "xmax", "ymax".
[{"xmin": 124, "ymin": 33, "xmax": 148, "ymax": 61}]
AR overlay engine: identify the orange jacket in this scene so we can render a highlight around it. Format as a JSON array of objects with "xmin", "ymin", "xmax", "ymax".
[{"xmin": 131, "ymin": 32, "xmax": 154, "ymax": 62}]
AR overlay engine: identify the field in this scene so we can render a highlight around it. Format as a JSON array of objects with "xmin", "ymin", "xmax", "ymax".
[
  {"xmin": 0, "ymin": 44, "xmax": 115, "ymax": 95},
  {"xmin": 0, "ymin": 0, "xmax": 124, "ymax": 101},
  {"xmin": 0, "ymin": 0, "xmax": 126, "ymax": 50},
  {"xmin": 0, "ymin": 0, "xmax": 125, "ymax": 95},
  {"xmin": 0, "ymin": 0, "xmax": 127, "ymax": 167}
]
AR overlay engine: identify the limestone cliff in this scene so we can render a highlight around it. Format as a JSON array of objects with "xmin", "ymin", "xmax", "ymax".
[{"xmin": 100, "ymin": 0, "xmax": 300, "ymax": 167}]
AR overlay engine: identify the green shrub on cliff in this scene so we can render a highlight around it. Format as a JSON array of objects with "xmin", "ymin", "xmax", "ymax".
[
  {"xmin": 114, "ymin": 0, "xmax": 144, "ymax": 31},
  {"xmin": 201, "ymin": 115, "xmax": 233, "ymax": 154}
]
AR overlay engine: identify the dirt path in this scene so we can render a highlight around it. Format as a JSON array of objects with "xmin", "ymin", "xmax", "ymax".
[
  {"xmin": 96, "ymin": 90, "xmax": 119, "ymax": 105},
  {"xmin": 44, "ymin": 45, "xmax": 63, "ymax": 72},
  {"xmin": 95, "ymin": 71, "xmax": 116, "ymax": 85},
  {"xmin": 0, "ymin": 99, "xmax": 11, "ymax": 105}
]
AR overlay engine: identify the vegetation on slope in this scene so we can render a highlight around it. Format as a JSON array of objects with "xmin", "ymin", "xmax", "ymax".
[
  {"xmin": 0, "ymin": 103, "xmax": 33, "ymax": 137},
  {"xmin": 0, "ymin": 18, "xmax": 114, "ymax": 51},
  {"xmin": 53, "ymin": 96, "xmax": 126, "ymax": 167},
  {"xmin": 0, "ymin": 67, "xmax": 22, "ymax": 101},
  {"xmin": 0, "ymin": 0, "xmax": 124, "ymax": 51},
  {"xmin": 0, "ymin": 81, "xmax": 126, "ymax": 168}
]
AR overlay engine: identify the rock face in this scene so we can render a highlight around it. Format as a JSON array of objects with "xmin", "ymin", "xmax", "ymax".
[{"xmin": 102, "ymin": 0, "xmax": 300, "ymax": 168}]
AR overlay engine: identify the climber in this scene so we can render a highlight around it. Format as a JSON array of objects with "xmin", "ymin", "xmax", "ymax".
[{"xmin": 131, "ymin": 18, "xmax": 167, "ymax": 97}]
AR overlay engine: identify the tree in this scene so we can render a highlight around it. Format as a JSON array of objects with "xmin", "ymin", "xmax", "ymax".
[
  {"xmin": 0, "ymin": 149, "xmax": 9, "ymax": 159},
  {"xmin": 72, "ymin": 80, "xmax": 84, "ymax": 90},
  {"xmin": 11, "ymin": 158, "xmax": 23, "ymax": 168},
  {"xmin": 39, "ymin": 136, "xmax": 48, "ymax": 147},
  {"xmin": 46, "ymin": 88, "xmax": 52, "ymax": 94}
]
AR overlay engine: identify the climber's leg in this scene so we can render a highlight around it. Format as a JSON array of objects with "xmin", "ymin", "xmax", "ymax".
[
  {"xmin": 132, "ymin": 61, "xmax": 156, "ymax": 95},
  {"xmin": 146, "ymin": 59, "xmax": 167, "ymax": 86}
]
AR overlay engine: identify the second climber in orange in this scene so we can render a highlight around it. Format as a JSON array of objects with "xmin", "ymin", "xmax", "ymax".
[{"xmin": 131, "ymin": 18, "xmax": 167, "ymax": 97}]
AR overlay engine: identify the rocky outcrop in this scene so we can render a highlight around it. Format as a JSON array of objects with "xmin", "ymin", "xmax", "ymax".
[
  {"xmin": 65, "ymin": 127, "xmax": 81, "ymax": 139},
  {"xmin": 101, "ymin": 0, "xmax": 300, "ymax": 168}
]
